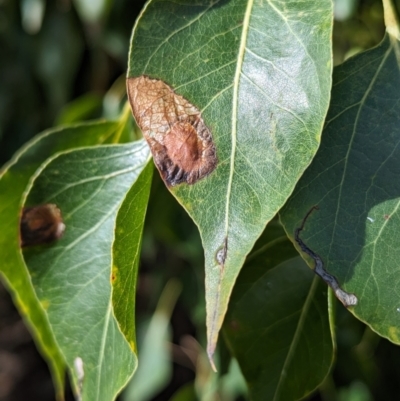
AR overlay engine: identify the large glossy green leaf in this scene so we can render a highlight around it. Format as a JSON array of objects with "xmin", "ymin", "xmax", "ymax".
[
  {"xmin": 23, "ymin": 141, "xmax": 151, "ymax": 401},
  {"xmin": 0, "ymin": 121, "xmax": 123, "ymax": 399},
  {"xmin": 280, "ymin": 34, "xmax": 400, "ymax": 344},
  {"xmin": 127, "ymin": 0, "xmax": 333, "ymax": 360},
  {"xmin": 223, "ymin": 222, "xmax": 334, "ymax": 401}
]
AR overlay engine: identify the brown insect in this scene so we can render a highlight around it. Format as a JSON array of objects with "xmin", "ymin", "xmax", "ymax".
[
  {"xmin": 295, "ymin": 206, "xmax": 357, "ymax": 307},
  {"xmin": 127, "ymin": 75, "xmax": 217, "ymax": 186},
  {"xmin": 20, "ymin": 204, "xmax": 65, "ymax": 247}
]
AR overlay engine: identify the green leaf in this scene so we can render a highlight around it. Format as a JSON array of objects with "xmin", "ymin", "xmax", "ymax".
[
  {"xmin": 280, "ymin": 35, "xmax": 400, "ymax": 343},
  {"xmin": 169, "ymin": 383, "xmax": 197, "ymax": 401},
  {"xmin": 55, "ymin": 93, "xmax": 103, "ymax": 125},
  {"xmin": 73, "ymin": 0, "xmax": 112, "ymax": 23},
  {"xmin": 0, "ymin": 121, "xmax": 123, "ymax": 400},
  {"xmin": 223, "ymin": 227, "xmax": 334, "ymax": 401},
  {"xmin": 219, "ymin": 359, "xmax": 248, "ymax": 400},
  {"xmin": 127, "ymin": 0, "xmax": 333, "ymax": 359},
  {"xmin": 122, "ymin": 280, "xmax": 181, "ymax": 401},
  {"xmin": 338, "ymin": 381, "xmax": 374, "ymax": 401},
  {"xmin": 112, "ymin": 161, "xmax": 153, "ymax": 351},
  {"xmin": 23, "ymin": 140, "xmax": 151, "ymax": 401}
]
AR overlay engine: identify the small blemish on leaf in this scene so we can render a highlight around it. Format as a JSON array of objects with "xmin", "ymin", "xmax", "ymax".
[
  {"xmin": 230, "ymin": 320, "xmax": 240, "ymax": 331},
  {"xmin": 111, "ymin": 266, "xmax": 118, "ymax": 283},
  {"xmin": 384, "ymin": 214, "xmax": 390, "ymax": 220},
  {"xmin": 215, "ymin": 238, "xmax": 228, "ymax": 266},
  {"xmin": 127, "ymin": 75, "xmax": 217, "ymax": 186},
  {"xmin": 40, "ymin": 299, "xmax": 50, "ymax": 310},
  {"xmin": 388, "ymin": 327, "xmax": 400, "ymax": 343},
  {"xmin": 129, "ymin": 340, "xmax": 136, "ymax": 353},
  {"xmin": 20, "ymin": 204, "xmax": 65, "ymax": 247}
]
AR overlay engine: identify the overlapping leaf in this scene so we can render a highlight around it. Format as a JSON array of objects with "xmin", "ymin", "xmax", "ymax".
[
  {"xmin": 22, "ymin": 140, "xmax": 151, "ymax": 401},
  {"xmin": 223, "ymin": 222, "xmax": 334, "ymax": 401},
  {"xmin": 281, "ymin": 34, "xmax": 400, "ymax": 344},
  {"xmin": 127, "ymin": 0, "xmax": 333, "ymax": 358},
  {"xmin": 112, "ymin": 161, "xmax": 153, "ymax": 352},
  {"xmin": 0, "ymin": 121, "xmax": 123, "ymax": 399}
]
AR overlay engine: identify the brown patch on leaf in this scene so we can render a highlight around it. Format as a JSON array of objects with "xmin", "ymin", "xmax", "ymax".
[
  {"xmin": 20, "ymin": 204, "xmax": 65, "ymax": 247},
  {"xmin": 127, "ymin": 75, "xmax": 217, "ymax": 186}
]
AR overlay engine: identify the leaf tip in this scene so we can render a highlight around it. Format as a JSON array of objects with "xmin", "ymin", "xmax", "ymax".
[{"xmin": 207, "ymin": 345, "xmax": 218, "ymax": 373}]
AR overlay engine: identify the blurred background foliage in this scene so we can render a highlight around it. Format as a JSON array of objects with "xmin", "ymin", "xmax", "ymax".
[{"xmin": 0, "ymin": 0, "xmax": 399, "ymax": 400}]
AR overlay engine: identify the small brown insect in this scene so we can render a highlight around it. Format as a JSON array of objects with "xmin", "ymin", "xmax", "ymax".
[
  {"xmin": 295, "ymin": 206, "xmax": 358, "ymax": 307},
  {"xmin": 20, "ymin": 204, "xmax": 65, "ymax": 247},
  {"xmin": 127, "ymin": 75, "xmax": 217, "ymax": 186}
]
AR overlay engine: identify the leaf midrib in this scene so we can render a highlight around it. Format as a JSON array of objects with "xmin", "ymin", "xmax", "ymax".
[
  {"xmin": 327, "ymin": 44, "xmax": 392, "ymax": 264},
  {"xmin": 225, "ymin": 0, "xmax": 254, "ymax": 238},
  {"xmin": 272, "ymin": 275, "xmax": 319, "ymax": 401},
  {"xmin": 207, "ymin": 0, "xmax": 255, "ymax": 356}
]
